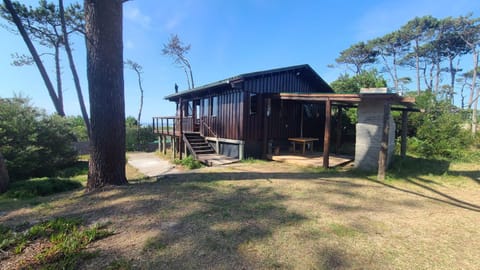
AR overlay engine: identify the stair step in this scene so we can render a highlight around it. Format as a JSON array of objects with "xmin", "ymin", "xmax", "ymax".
[
  {"xmin": 190, "ymin": 143, "xmax": 207, "ymax": 146},
  {"xmin": 193, "ymin": 146, "xmax": 212, "ymax": 150},
  {"xmin": 184, "ymin": 133, "xmax": 216, "ymax": 156},
  {"xmin": 195, "ymin": 149, "xmax": 216, "ymax": 154}
]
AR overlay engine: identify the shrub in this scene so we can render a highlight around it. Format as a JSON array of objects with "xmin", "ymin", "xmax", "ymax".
[
  {"xmin": 65, "ymin": 116, "xmax": 89, "ymax": 142},
  {"xmin": 2, "ymin": 178, "xmax": 82, "ymax": 199},
  {"xmin": 406, "ymin": 92, "xmax": 475, "ymax": 160},
  {"xmin": 174, "ymin": 156, "xmax": 202, "ymax": 169},
  {"xmin": 0, "ymin": 97, "xmax": 77, "ymax": 180},
  {"xmin": 125, "ymin": 119, "xmax": 156, "ymax": 151}
]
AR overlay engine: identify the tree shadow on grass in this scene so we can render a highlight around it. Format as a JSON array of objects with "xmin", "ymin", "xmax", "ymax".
[
  {"xmin": 143, "ymin": 184, "xmax": 308, "ymax": 269},
  {"xmin": 365, "ymin": 177, "xmax": 480, "ymax": 212},
  {"xmin": 448, "ymin": 170, "xmax": 480, "ymax": 184},
  {"xmin": 388, "ymin": 156, "xmax": 450, "ymax": 180}
]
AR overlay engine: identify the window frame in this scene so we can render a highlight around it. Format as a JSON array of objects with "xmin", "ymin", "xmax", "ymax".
[
  {"xmin": 249, "ymin": 93, "xmax": 257, "ymax": 115},
  {"xmin": 211, "ymin": 96, "xmax": 218, "ymax": 117}
]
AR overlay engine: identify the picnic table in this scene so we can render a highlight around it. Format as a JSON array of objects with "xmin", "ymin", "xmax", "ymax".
[{"xmin": 288, "ymin": 137, "xmax": 319, "ymax": 154}]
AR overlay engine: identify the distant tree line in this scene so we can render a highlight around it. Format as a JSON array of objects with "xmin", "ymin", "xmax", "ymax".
[{"xmin": 333, "ymin": 14, "xmax": 480, "ymax": 134}]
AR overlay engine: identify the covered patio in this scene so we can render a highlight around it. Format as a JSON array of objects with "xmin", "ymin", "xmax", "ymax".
[{"xmin": 265, "ymin": 91, "xmax": 416, "ymax": 173}]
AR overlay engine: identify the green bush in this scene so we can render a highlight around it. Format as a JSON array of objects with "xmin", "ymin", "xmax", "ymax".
[
  {"xmin": 125, "ymin": 117, "xmax": 156, "ymax": 151},
  {"xmin": 0, "ymin": 97, "xmax": 77, "ymax": 180},
  {"xmin": 406, "ymin": 92, "xmax": 474, "ymax": 160},
  {"xmin": 2, "ymin": 178, "xmax": 82, "ymax": 199},
  {"xmin": 65, "ymin": 116, "xmax": 89, "ymax": 142},
  {"xmin": 174, "ymin": 156, "xmax": 202, "ymax": 169}
]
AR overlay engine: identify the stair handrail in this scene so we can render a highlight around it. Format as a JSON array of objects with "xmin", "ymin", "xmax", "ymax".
[
  {"xmin": 201, "ymin": 120, "xmax": 219, "ymax": 154},
  {"xmin": 201, "ymin": 119, "xmax": 218, "ymax": 139},
  {"xmin": 182, "ymin": 133, "xmax": 198, "ymax": 160}
]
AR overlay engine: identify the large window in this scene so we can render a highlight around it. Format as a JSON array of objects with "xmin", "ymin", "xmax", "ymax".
[
  {"xmin": 211, "ymin": 96, "xmax": 218, "ymax": 116},
  {"xmin": 249, "ymin": 93, "xmax": 257, "ymax": 115},
  {"xmin": 202, "ymin": 98, "xmax": 209, "ymax": 116}
]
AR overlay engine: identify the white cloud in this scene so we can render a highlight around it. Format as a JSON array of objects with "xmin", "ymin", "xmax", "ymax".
[{"xmin": 124, "ymin": 6, "xmax": 151, "ymax": 28}]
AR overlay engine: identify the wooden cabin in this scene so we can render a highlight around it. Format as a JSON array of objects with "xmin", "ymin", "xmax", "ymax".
[{"xmin": 153, "ymin": 64, "xmax": 334, "ymax": 162}]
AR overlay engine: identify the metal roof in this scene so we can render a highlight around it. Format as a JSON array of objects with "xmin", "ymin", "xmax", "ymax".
[{"xmin": 164, "ymin": 64, "xmax": 333, "ymax": 101}]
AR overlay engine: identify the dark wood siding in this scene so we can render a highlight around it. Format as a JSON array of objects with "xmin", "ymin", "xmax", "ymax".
[
  {"xmin": 243, "ymin": 71, "xmax": 321, "ymax": 94},
  {"xmin": 188, "ymin": 88, "xmax": 244, "ymax": 141},
  {"xmin": 166, "ymin": 65, "xmax": 333, "ymax": 159}
]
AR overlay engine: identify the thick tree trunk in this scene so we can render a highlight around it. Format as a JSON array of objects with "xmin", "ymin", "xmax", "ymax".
[
  {"xmin": 0, "ymin": 152, "xmax": 9, "ymax": 194},
  {"xmin": 3, "ymin": 0, "xmax": 64, "ymax": 116},
  {"xmin": 85, "ymin": 0, "xmax": 127, "ymax": 191},
  {"xmin": 59, "ymin": 0, "xmax": 91, "ymax": 138}
]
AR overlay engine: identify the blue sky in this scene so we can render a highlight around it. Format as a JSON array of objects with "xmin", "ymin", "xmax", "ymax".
[{"xmin": 0, "ymin": 0, "xmax": 478, "ymax": 122}]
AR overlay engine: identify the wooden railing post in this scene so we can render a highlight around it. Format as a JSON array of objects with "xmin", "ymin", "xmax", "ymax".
[
  {"xmin": 179, "ymin": 99, "xmax": 183, "ymax": 160},
  {"xmin": 323, "ymin": 99, "xmax": 331, "ymax": 168}
]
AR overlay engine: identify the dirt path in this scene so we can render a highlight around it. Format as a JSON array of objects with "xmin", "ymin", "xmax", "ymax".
[{"xmin": 127, "ymin": 152, "xmax": 179, "ymax": 177}]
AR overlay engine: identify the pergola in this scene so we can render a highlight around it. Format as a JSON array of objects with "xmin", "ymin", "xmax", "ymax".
[{"xmin": 272, "ymin": 93, "xmax": 417, "ymax": 178}]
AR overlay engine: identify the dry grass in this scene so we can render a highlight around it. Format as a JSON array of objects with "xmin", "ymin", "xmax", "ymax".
[{"xmin": 1, "ymin": 160, "xmax": 479, "ymax": 269}]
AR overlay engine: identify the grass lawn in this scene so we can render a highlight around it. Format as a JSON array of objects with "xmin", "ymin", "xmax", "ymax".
[{"xmin": 1, "ymin": 156, "xmax": 479, "ymax": 269}]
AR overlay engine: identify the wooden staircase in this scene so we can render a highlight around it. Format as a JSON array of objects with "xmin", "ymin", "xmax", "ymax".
[
  {"xmin": 184, "ymin": 132, "xmax": 216, "ymax": 156},
  {"xmin": 183, "ymin": 132, "xmax": 238, "ymax": 166}
]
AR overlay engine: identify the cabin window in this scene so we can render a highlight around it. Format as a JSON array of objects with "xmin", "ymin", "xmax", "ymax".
[
  {"xmin": 202, "ymin": 98, "xmax": 209, "ymax": 117},
  {"xmin": 211, "ymin": 96, "xmax": 218, "ymax": 116},
  {"xmin": 184, "ymin": 101, "xmax": 192, "ymax": 117},
  {"xmin": 249, "ymin": 93, "xmax": 257, "ymax": 115}
]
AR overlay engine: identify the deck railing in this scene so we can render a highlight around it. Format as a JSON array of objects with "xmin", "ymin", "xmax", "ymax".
[
  {"xmin": 153, "ymin": 116, "xmax": 196, "ymax": 136},
  {"xmin": 152, "ymin": 116, "xmax": 178, "ymax": 136}
]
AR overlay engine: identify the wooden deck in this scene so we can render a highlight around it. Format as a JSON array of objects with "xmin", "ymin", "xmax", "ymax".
[{"xmin": 267, "ymin": 152, "xmax": 353, "ymax": 168}]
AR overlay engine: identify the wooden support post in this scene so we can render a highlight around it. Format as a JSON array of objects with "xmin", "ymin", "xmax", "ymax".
[
  {"xmin": 401, "ymin": 110, "xmax": 408, "ymax": 158},
  {"xmin": 300, "ymin": 103, "xmax": 304, "ymax": 138},
  {"xmin": 158, "ymin": 136, "xmax": 162, "ymax": 152},
  {"xmin": 172, "ymin": 116, "xmax": 176, "ymax": 159},
  {"xmin": 377, "ymin": 103, "xmax": 391, "ymax": 181},
  {"xmin": 323, "ymin": 99, "xmax": 331, "ymax": 168},
  {"xmin": 163, "ymin": 136, "xmax": 167, "ymax": 155},
  {"xmin": 172, "ymin": 137, "xmax": 176, "ymax": 159},
  {"xmin": 262, "ymin": 97, "xmax": 269, "ymax": 159},
  {"xmin": 179, "ymin": 99, "xmax": 183, "ymax": 160},
  {"xmin": 239, "ymin": 141, "xmax": 244, "ymax": 160},
  {"xmin": 336, "ymin": 106, "xmax": 342, "ymax": 153}
]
